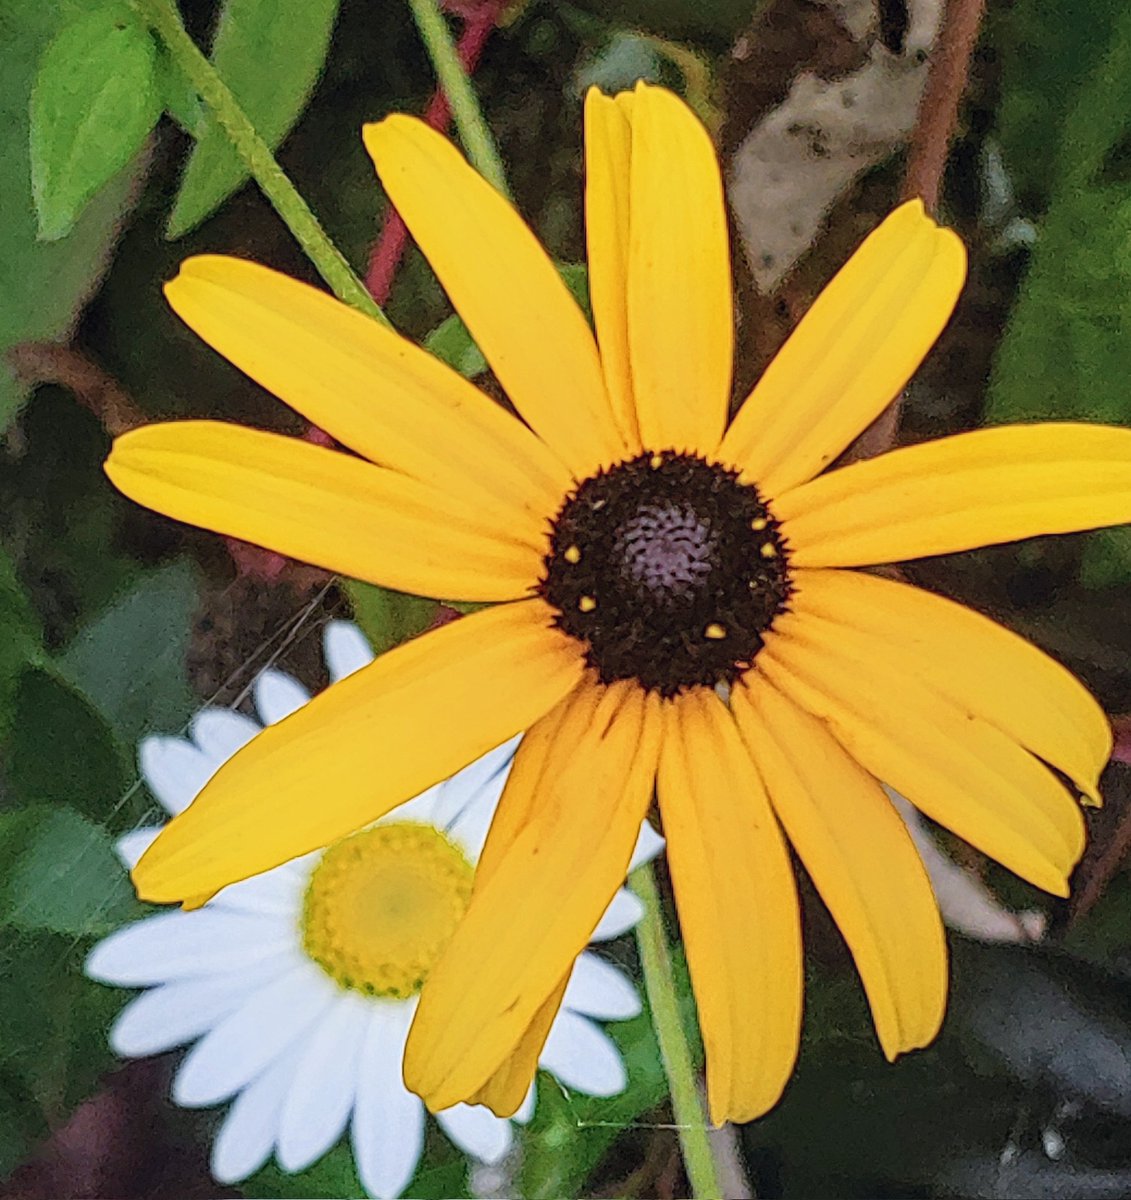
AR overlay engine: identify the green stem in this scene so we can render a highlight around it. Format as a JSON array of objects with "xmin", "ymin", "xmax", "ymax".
[
  {"xmin": 407, "ymin": 0, "xmax": 512, "ymax": 197},
  {"xmin": 631, "ymin": 862, "xmax": 722, "ymax": 1200},
  {"xmin": 133, "ymin": 0, "xmax": 388, "ymax": 324}
]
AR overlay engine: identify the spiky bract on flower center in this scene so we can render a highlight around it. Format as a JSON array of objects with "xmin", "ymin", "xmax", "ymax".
[
  {"xmin": 301, "ymin": 822, "xmax": 474, "ymax": 999},
  {"xmin": 540, "ymin": 451, "xmax": 792, "ymax": 696}
]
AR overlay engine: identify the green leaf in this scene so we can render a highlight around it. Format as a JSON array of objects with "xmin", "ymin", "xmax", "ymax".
[
  {"xmin": 0, "ymin": 931, "xmax": 121, "ymax": 1129},
  {"xmin": 986, "ymin": 189, "xmax": 1131, "ymax": 429},
  {"xmin": 0, "ymin": 1075, "xmax": 35, "ymax": 1179},
  {"xmin": 57, "ymin": 559, "xmax": 199, "ymax": 747},
  {"xmin": 0, "ymin": 0, "xmax": 140, "ymax": 431},
  {"xmin": 993, "ymin": 0, "xmax": 1127, "ymax": 205},
  {"xmin": 1079, "ymin": 526, "xmax": 1131, "ymax": 590},
  {"xmin": 0, "ymin": 547, "xmax": 43, "ymax": 744},
  {"xmin": 558, "ymin": 262, "xmax": 592, "ymax": 315},
  {"xmin": 166, "ymin": 0, "xmax": 342, "ymax": 238},
  {"xmin": 242, "ymin": 1134, "xmax": 469, "ymax": 1198},
  {"xmin": 344, "ymin": 580, "xmax": 438, "ymax": 657},
  {"xmin": 0, "ymin": 806, "xmax": 139, "ymax": 936},
  {"xmin": 986, "ymin": 6, "xmax": 1131, "ymax": 586},
  {"xmin": 29, "ymin": 2, "xmax": 161, "ymax": 241},
  {"xmin": 155, "ymin": 42, "xmax": 204, "ymax": 136},
  {"xmin": 425, "ymin": 313, "xmax": 489, "ymax": 378},
  {"xmin": 3, "ymin": 666, "xmax": 129, "ymax": 822}
]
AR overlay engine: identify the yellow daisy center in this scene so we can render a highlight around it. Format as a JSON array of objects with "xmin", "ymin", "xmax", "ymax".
[{"xmin": 301, "ymin": 822, "xmax": 474, "ymax": 999}]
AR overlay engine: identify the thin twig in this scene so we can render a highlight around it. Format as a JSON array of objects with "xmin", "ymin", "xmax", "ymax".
[
  {"xmin": 1067, "ymin": 763, "xmax": 1131, "ymax": 927},
  {"xmin": 7, "ymin": 342, "xmax": 145, "ymax": 437},
  {"xmin": 1069, "ymin": 808, "xmax": 1131, "ymax": 925},
  {"xmin": 902, "ymin": 0, "xmax": 987, "ymax": 212}
]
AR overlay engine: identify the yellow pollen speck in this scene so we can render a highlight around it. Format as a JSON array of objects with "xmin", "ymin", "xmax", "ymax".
[
  {"xmin": 704, "ymin": 622, "xmax": 727, "ymax": 640},
  {"xmin": 564, "ymin": 544, "xmax": 581, "ymax": 564},
  {"xmin": 760, "ymin": 542, "xmax": 778, "ymax": 559},
  {"xmin": 750, "ymin": 517, "xmax": 768, "ymax": 531},
  {"xmin": 301, "ymin": 822, "xmax": 473, "ymax": 999},
  {"xmin": 579, "ymin": 595, "xmax": 597, "ymax": 613},
  {"xmin": 650, "ymin": 453, "xmax": 664, "ymax": 469}
]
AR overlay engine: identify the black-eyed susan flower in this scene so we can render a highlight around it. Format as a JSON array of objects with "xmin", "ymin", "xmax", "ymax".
[
  {"xmin": 106, "ymin": 81, "xmax": 1131, "ymax": 1125},
  {"xmin": 87, "ymin": 621, "xmax": 658, "ymax": 1198}
]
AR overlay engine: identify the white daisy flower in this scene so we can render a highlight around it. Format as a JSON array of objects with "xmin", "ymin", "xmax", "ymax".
[{"xmin": 86, "ymin": 619, "xmax": 662, "ymax": 1199}]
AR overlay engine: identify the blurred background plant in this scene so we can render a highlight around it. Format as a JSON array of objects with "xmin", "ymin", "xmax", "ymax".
[{"xmin": 5, "ymin": 0, "xmax": 1131, "ymax": 1197}]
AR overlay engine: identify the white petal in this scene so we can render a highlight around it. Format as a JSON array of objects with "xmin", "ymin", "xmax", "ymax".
[
  {"xmin": 513, "ymin": 1082, "xmax": 536, "ymax": 1125},
  {"xmin": 564, "ymin": 954, "xmax": 641, "ymax": 1021},
  {"xmin": 444, "ymin": 786, "xmax": 499, "ymax": 862},
  {"xmin": 351, "ymin": 1003, "xmax": 425, "ymax": 1200},
  {"xmin": 435, "ymin": 1103, "xmax": 512, "ymax": 1165},
  {"xmin": 430, "ymin": 735, "xmax": 519, "ymax": 830},
  {"xmin": 628, "ymin": 819, "xmax": 664, "ymax": 871},
  {"xmin": 590, "ymin": 890, "xmax": 645, "ymax": 942},
  {"xmin": 379, "ymin": 783, "xmax": 444, "ymax": 828},
  {"xmin": 540, "ymin": 1011, "xmax": 627, "ymax": 1098},
  {"xmin": 109, "ymin": 962, "xmax": 284, "ymax": 1057},
  {"xmin": 115, "ymin": 826, "xmax": 162, "ymax": 870},
  {"xmin": 211, "ymin": 1047, "xmax": 300, "ymax": 1183},
  {"xmin": 190, "ymin": 708, "xmax": 261, "ymax": 760},
  {"xmin": 889, "ymin": 790, "xmax": 1045, "ymax": 943},
  {"xmin": 254, "ymin": 669, "xmax": 311, "ymax": 726},
  {"xmin": 85, "ymin": 911, "xmax": 297, "ymax": 986},
  {"xmin": 173, "ymin": 962, "xmax": 337, "ymax": 1106},
  {"xmin": 382, "ymin": 735, "xmax": 521, "ymax": 842},
  {"xmin": 277, "ymin": 991, "xmax": 370, "ymax": 1173},
  {"xmin": 324, "ymin": 620, "xmax": 375, "ymax": 683},
  {"xmin": 139, "ymin": 736, "xmax": 216, "ymax": 815},
  {"xmin": 211, "ymin": 865, "xmax": 307, "ymax": 918}
]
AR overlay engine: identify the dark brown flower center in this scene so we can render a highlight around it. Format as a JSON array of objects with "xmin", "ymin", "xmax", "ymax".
[{"xmin": 539, "ymin": 451, "xmax": 792, "ymax": 696}]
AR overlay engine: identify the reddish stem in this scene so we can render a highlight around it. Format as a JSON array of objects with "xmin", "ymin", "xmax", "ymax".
[
  {"xmin": 902, "ymin": 0, "xmax": 987, "ymax": 213},
  {"xmin": 365, "ymin": 0, "xmax": 506, "ymax": 304},
  {"xmin": 1111, "ymin": 715, "xmax": 1131, "ymax": 765}
]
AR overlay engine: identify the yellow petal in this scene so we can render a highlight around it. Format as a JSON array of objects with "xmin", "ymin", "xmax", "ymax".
[
  {"xmin": 132, "ymin": 601, "xmax": 584, "ymax": 903},
  {"xmin": 584, "ymin": 88, "xmax": 640, "ymax": 451},
  {"xmin": 777, "ymin": 422, "xmax": 1131, "ymax": 567},
  {"xmin": 164, "ymin": 256, "xmax": 571, "ymax": 527},
  {"xmin": 721, "ymin": 200, "xmax": 966, "ymax": 495},
  {"xmin": 405, "ymin": 681, "xmax": 661, "ymax": 1111},
  {"xmin": 461, "ymin": 684, "xmax": 600, "ymax": 1114},
  {"xmin": 759, "ymin": 610, "xmax": 1086, "ymax": 896},
  {"xmin": 467, "ymin": 976, "xmax": 568, "ymax": 1116},
  {"xmin": 105, "ymin": 421, "xmax": 543, "ymax": 601},
  {"xmin": 628, "ymin": 84, "xmax": 732, "ymax": 455},
  {"xmin": 788, "ymin": 569, "xmax": 1111, "ymax": 802},
  {"xmin": 363, "ymin": 116, "xmax": 626, "ymax": 477},
  {"xmin": 734, "ymin": 675, "xmax": 947, "ymax": 1060},
  {"xmin": 657, "ymin": 688, "xmax": 802, "ymax": 1125},
  {"xmin": 473, "ymin": 676, "xmax": 604, "ymax": 887}
]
